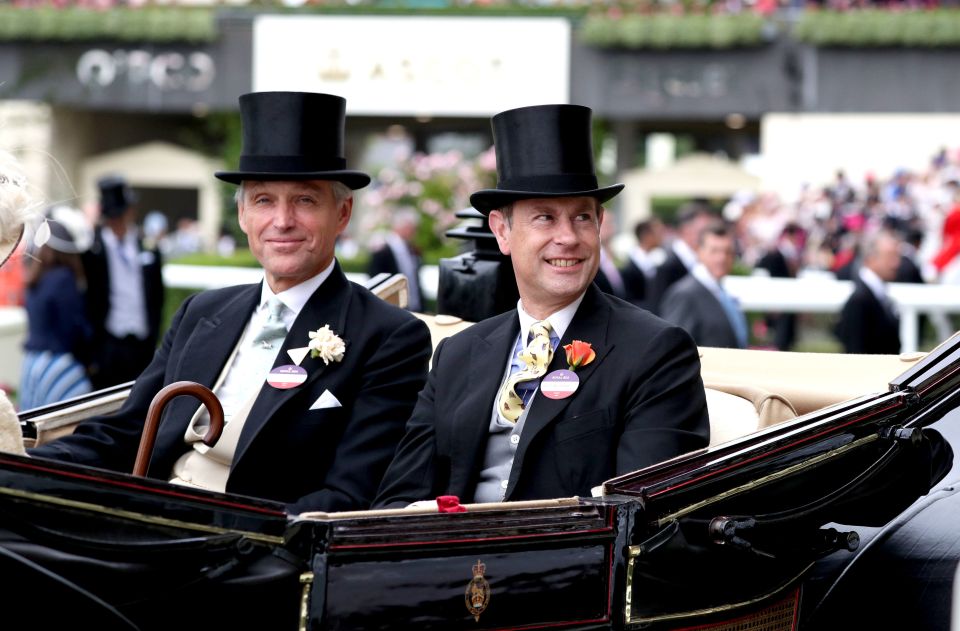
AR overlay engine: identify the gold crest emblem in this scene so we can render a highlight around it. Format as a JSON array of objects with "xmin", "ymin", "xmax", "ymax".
[{"xmin": 465, "ymin": 559, "xmax": 490, "ymax": 622}]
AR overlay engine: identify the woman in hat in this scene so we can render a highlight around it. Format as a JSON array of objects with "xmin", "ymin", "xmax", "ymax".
[{"xmin": 19, "ymin": 206, "xmax": 95, "ymax": 409}]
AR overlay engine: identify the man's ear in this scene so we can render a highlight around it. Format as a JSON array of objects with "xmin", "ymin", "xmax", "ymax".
[
  {"xmin": 237, "ymin": 199, "xmax": 249, "ymax": 236},
  {"xmin": 336, "ymin": 196, "xmax": 353, "ymax": 234},
  {"xmin": 488, "ymin": 210, "xmax": 511, "ymax": 256}
]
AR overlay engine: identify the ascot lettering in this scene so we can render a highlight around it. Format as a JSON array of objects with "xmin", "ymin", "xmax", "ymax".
[{"xmin": 76, "ymin": 49, "xmax": 215, "ymax": 92}]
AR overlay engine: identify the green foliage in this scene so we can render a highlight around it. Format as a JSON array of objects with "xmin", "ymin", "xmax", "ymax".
[
  {"xmin": 360, "ymin": 148, "xmax": 497, "ymax": 264},
  {"xmin": 169, "ymin": 250, "xmax": 261, "ymax": 267},
  {"xmin": 794, "ymin": 9, "xmax": 960, "ymax": 48},
  {"xmin": 0, "ymin": 7, "xmax": 216, "ymax": 43},
  {"xmin": 578, "ymin": 12, "xmax": 771, "ymax": 49}
]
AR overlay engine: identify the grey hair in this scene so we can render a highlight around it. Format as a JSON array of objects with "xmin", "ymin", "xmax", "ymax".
[
  {"xmin": 862, "ymin": 229, "xmax": 900, "ymax": 260},
  {"xmin": 234, "ymin": 180, "xmax": 353, "ymax": 205}
]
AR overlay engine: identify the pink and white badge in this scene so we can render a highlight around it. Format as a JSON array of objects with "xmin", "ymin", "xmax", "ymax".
[
  {"xmin": 541, "ymin": 369, "xmax": 579, "ymax": 400},
  {"xmin": 267, "ymin": 365, "xmax": 307, "ymax": 389}
]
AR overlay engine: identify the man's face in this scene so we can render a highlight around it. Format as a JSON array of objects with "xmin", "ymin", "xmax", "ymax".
[
  {"xmin": 489, "ymin": 196, "xmax": 601, "ymax": 317},
  {"xmin": 238, "ymin": 180, "xmax": 351, "ymax": 293},
  {"xmin": 698, "ymin": 232, "xmax": 736, "ymax": 281},
  {"xmin": 867, "ymin": 234, "xmax": 901, "ymax": 282}
]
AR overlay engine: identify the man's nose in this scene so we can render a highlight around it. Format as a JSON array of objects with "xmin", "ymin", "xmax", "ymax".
[
  {"xmin": 553, "ymin": 216, "xmax": 578, "ymax": 244},
  {"xmin": 273, "ymin": 201, "xmax": 295, "ymax": 228}
]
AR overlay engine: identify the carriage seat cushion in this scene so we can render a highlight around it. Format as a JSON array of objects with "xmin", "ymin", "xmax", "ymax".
[{"xmin": 704, "ymin": 381, "xmax": 798, "ymax": 447}]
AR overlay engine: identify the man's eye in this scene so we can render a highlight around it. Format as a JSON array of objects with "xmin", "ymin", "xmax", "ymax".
[{"xmin": 298, "ymin": 197, "xmax": 316, "ymax": 205}]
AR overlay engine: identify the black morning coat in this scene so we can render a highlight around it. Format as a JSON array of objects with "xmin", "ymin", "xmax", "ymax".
[
  {"xmin": 375, "ymin": 284, "xmax": 710, "ymax": 507},
  {"xmin": 30, "ymin": 264, "xmax": 432, "ymax": 514}
]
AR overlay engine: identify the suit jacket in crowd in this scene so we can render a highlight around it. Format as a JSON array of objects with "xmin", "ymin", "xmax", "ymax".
[
  {"xmin": 619, "ymin": 258, "xmax": 650, "ymax": 310},
  {"xmin": 660, "ymin": 274, "xmax": 741, "ymax": 349},
  {"xmin": 82, "ymin": 225, "xmax": 165, "ymax": 349},
  {"xmin": 374, "ymin": 285, "xmax": 709, "ymax": 506},
  {"xmin": 30, "ymin": 264, "xmax": 432, "ymax": 514},
  {"xmin": 836, "ymin": 277, "xmax": 901, "ymax": 354},
  {"xmin": 648, "ymin": 249, "xmax": 689, "ymax": 314},
  {"xmin": 367, "ymin": 242, "xmax": 424, "ymax": 311}
]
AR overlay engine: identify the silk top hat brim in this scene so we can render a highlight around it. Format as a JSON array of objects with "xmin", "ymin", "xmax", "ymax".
[
  {"xmin": 215, "ymin": 91, "xmax": 371, "ymax": 190},
  {"xmin": 470, "ymin": 182, "xmax": 624, "ymax": 215},
  {"xmin": 469, "ymin": 103, "xmax": 624, "ymax": 214}
]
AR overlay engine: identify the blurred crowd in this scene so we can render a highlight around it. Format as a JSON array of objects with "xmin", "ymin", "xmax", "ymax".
[{"xmin": 731, "ymin": 147, "xmax": 960, "ymax": 285}]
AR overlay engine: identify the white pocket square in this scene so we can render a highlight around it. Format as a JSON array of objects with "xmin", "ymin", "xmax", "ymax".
[{"xmin": 310, "ymin": 389, "xmax": 342, "ymax": 410}]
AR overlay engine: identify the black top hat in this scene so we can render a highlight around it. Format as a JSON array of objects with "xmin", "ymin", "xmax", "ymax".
[
  {"xmin": 215, "ymin": 92, "xmax": 370, "ymax": 190},
  {"xmin": 98, "ymin": 175, "xmax": 138, "ymax": 219},
  {"xmin": 469, "ymin": 104, "xmax": 624, "ymax": 215}
]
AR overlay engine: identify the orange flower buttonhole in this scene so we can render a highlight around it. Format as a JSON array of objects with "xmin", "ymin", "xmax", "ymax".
[{"xmin": 563, "ymin": 340, "xmax": 596, "ymax": 371}]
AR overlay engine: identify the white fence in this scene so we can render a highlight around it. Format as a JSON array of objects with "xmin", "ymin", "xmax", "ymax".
[{"xmin": 3, "ymin": 265, "xmax": 957, "ymax": 390}]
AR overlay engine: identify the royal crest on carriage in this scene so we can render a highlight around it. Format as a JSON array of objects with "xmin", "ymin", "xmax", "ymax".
[{"xmin": 465, "ymin": 559, "xmax": 490, "ymax": 622}]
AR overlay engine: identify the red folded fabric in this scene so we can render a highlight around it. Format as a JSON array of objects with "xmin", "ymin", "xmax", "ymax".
[{"xmin": 436, "ymin": 495, "xmax": 467, "ymax": 513}]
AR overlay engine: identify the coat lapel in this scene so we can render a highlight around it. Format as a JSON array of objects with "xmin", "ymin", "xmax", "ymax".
[
  {"xmin": 506, "ymin": 287, "xmax": 615, "ymax": 498},
  {"xmin": 447, "ymin": 314, "xmax": 519, "ymax": 496},
  {"xmin": 232, "ymin": 265, "xmax": 353, "ymax": 468}
]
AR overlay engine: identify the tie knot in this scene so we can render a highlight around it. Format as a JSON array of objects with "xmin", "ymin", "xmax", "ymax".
[
  {"xmin": 527, "ymin": 320, "xmax": 553, "ymax": 342},
  {"xmin": 252, "ymin": 297, "xmax": 288, "ymax": 348},
  {"xmin": 266, "ymin": 297, "xmax": 285, "ymax": 319}
]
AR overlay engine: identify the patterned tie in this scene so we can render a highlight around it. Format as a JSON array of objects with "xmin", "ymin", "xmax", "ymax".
[
  {"xmin": 252, "ymin": 297, "xmax": 287, "ymax": 350},
  {"xmin": 496, "ymin": 320, "xmax": 555, "ymax": 423}
]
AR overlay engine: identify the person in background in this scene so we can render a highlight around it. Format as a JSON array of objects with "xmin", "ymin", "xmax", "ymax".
[
  {"xmin": 620, "ymin": 217, "xmax": 664, "ymax": 310},
  {"xmin": 660, "ymin": 222, "xmax": 748, "ymax": 349},
  {"xmin": 367, "ymin": 206, "xmax": 424, "ymax": 311},
  {"xmin": 835, "ymin": 230, "xmax": 902, "ymax": 355},
  {"xmin": 649, "ymin": 201, "xmax": 716, "ymax": 313},
  {"xmin": 83, "ymin": 175, "xmax": 164, "ymax": 390},
  {"xmin": 593, "ymin": 211, "xmax": 627, "ymax": 299},
  {"xmin": 755, "ymin": 222, "xmax": 804, "ymax": 350},
  {"xmin": 19, "ymin": 207, "xmax": 94, "ymax": 409}
]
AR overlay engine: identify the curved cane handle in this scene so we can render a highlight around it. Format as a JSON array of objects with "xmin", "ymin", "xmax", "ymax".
[{"xmin": 133, "ymin": 381, "xmax": 224, "ymax": 478}]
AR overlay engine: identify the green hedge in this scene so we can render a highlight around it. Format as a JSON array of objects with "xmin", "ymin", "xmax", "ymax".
[
  {"xmin": 578, "ymin": 13, "xmax": 772, "ymax": 49},
  {"xmin": 0, "ymin": 7, "xmax": 216, "ymax": 42},
  {"xmin": 794, "ymin": 9, "xmax": 960, "ymax": 47}
]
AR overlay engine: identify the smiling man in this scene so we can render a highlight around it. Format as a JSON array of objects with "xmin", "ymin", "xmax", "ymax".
[
  {"xmin": 30, "ymin": 92, "xmax": 431, "ymax": 514},
  {"xmin": 375, "ymin": 104, "xmax": 709, "ymax": 507}
]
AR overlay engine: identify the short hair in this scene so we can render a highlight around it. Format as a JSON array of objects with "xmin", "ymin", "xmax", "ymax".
[
  {"xmin": 862, "ymin": 230, "xmax": 900, "ymax": 260},
  {"xmin": 675, "ymin": 200, "xmax": 714, "ymax": 228},
  {"xmin": 234, "ymin": 180, "xmax": 353, "ymax": 205},
  {"xmin": 697, "ymin": 220, "xmax": 733, "ymax": 247},
  {"xmin": 633, "ymin": 218, "xmax": 658, "ymax": 241},
  {"xmin": 392, "ymin": 206, "xmax": 420, "ymax": 229}
]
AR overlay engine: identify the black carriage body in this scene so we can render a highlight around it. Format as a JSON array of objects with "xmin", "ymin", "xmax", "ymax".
[{"xmin": 5, "ymin": 337, "xmax": 960, "ymax": 629}]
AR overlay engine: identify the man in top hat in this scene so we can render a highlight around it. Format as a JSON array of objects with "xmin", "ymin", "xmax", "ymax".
[
  {"xmin": 83, "ymin": 174, "xmax": 165, "ymax": 390},
  {"xmin": 30, "ymin": 92, "xmax": 432, "ymax": 515},
  {"xmin": 375, "ymin": 104, "xmax": 709, "ymax": 507}
]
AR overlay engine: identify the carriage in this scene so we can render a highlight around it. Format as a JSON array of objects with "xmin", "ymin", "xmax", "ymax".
[{"xmin": 4, "ymin": 299, "xmax": 959, "ymax": 629}]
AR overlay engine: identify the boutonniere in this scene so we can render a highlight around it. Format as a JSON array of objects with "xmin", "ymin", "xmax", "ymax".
[
  {"xmin": 308, "ymin": 325, "xmax": 346, "ymax": 366},
  {"xmin": 563, "ymin": 340, "xmax": 596, "ymax": 371}
]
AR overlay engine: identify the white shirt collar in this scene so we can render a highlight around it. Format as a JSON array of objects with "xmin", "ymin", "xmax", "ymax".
[
  {"xmin": 672, "ymin": 239, "xmax": 699, "ymax": 271},
  {"xmin": 858, "ymin": 266, "xmax": 889, "ymax": 302},
  {"xmin": 259, "ymin": 258, "xmax": 336, "ymax": 318},
  {"xmin": 692, "ymin": 263, "xmax": 725, "ymax": 297},
  {"xmin": 516, "ymin": 292, "xmax": 586, "ymax": 342}
]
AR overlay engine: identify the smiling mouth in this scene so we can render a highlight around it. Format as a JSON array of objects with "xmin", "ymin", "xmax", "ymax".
[{"xmin": 547, "ymin": 258, "xmax": 582, "ymax": 268}]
